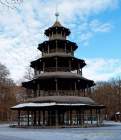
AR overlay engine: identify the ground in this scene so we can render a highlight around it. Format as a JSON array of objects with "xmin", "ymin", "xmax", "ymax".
[{"xmin": 0, "ymin": 121, "xmax": 121, "ymax": 140}]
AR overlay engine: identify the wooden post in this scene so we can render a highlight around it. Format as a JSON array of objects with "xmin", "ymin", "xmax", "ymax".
[
  {"xmin": 96, "ymin": 109, "xmax": 98, "ymax": 126},
  {"xmin": 33, "ymin": 111, "xmax": 36, "ymax": 126},
  {"xmin": 84, "ymin": 89, "xmax": 86, "ymax": 96},
  {"xmin": 55, "ymin": 57, "xmax": 58, "ymax": 71},
  {"xmin": 98, "ymin": 109, "xmax": 101, "ymax": 125},
  {"xmin": 43, "ymin": 110, "xmax": 45, "ymax": 126},
  {"xmin": 71, "ymin": 46, "xmax": 72, "ymax": 53},
  {"xmin": 87, "ymin": 87, "xmax": 89, "ymax": 95},
  {"xmin": 48, "ymin": 45, "xmax": 49, "ymax": 54},
  {"xmin": 55, "ymin": 79, "xmax": 58, "ymax": 92},
  {"xmin": 56, "ymin": 40, "xmax": 57, "ymax": 52},
  {"xmin": 82, "ymin": 110, "xmax": 84, "ymax": 126},
  {"xmin": 78, "ymin": 63, "xmax": 80, "ymax": 74},
  {"xmin": 27, "ymin": 111, "xmax": 29, "ymax": 126},
  {"xmin": 76, "ymin": 110, "xmax": 79, "ymax": 126},
  {"xmin": 37, "ymin": 83, "xmax": 39, "ymax": 97},
  {"xmin": 80, "ymin": 68, "xmax": 82, "ymax": 76},
  {"xmin": 43, "ymin": 62, "xmax": 45, "ymax": 72},
  {"xmin": 55, "ymin": 110, "xmax": 58, "ymax": 127},
  {"xmin": 42, "ymin": 48, "xmax": 44, "ymax": 56},
  {"xmin": 90, "ymin": 109, "xmax": 93, "ymax": 125},
  {"xmin": 48, "ymin": 110, "xmax": 51, "ymax": 126},
  {"xmin": 64, "ymin": 43, "xmax": 66, "ymax": 53},
  {"xmin": 78, "ymin": 110, "xmax": 81, "ymax": 125},
  {"xmin": 69, "ymin": 60, "xmax": 71, "ymax": 71},
  {"xmin": 18, "ymin": 110, "xmax": 20, "ymax": 126},
  {"xmin": 75, "ymin": 81, "xmax": 77, "ymax": 91},
  {"xmin": 38, "ymin": 110, "xmax": 41, "ymax": 126},
  {"xmin": 70, "ymin": 109, "xmax": 72, "ymax": 126},
  {"xmin": 52, "ymin": 31, "xmax": 53, "ymax": 38}
]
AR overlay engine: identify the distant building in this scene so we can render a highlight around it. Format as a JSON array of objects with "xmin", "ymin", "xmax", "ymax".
[{"xmin": 11, "ymin": 14, "xmax": 105, "ymax": 128}]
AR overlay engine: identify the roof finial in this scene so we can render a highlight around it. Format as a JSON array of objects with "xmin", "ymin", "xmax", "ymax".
[{"xmin": 55, "ymin": 4, "xmax": 59, "ymax": 21}]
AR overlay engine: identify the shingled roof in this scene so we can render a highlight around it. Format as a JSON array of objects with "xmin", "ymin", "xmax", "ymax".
[{"xmin": 27, "ymin": 96, "xmax": 96, "ymax": 105}]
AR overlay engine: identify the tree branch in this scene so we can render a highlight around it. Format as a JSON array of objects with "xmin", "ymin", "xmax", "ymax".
[{"xmin": 0, "ymin": 0, "xmax": 23, "ymax": 9}]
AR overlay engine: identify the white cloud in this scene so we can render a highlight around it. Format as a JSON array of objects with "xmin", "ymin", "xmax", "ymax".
[
  {"xmin": 0, "ymin": 0, "xmax": 120, "ymax": 83},
  {"xmin": 83, "ymin": 58, "xmax": 121, "ymax": 82},
  {"xmin": 70, "ymin": 19, "xmax": 112, "ymax": 46},
  {"xmin": 90, "ymin": 20, "xmax": 112, "ymax": 33}
]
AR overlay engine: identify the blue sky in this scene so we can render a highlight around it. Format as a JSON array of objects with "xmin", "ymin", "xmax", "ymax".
[
  {"xmin": 0, "ymin": 0, "xmax": 121, "ymax": 83},
  {"xmin": 75, "ymin": 6, "xmax": 121, "ymax": 59}
]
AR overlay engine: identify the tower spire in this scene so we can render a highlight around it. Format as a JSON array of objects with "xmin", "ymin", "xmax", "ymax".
[{"xmin": 55, "ymin": 5, "xmax": 59, "ymax": 21}]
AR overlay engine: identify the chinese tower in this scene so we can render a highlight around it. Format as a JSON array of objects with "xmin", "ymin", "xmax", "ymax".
[{"xmin": 11, "ymin": 13, "xmax": 105, "ymax": 128}]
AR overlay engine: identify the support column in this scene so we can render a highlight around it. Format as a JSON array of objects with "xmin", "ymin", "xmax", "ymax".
[
  {"xmin": 75, "ymin": 81, "xmax": 77, "ymax": 92},
  {"xmin": 55, "ymin": 110, "xmax": 58, "ymax": 127},
  {"xmin": 52, "ymin": 31, "xmax": 53, "ymax": 38},
  {"xmin": 38, "ymin": 110, "xmax": 41, "ymax": 126},
  {"xmin": 55, "ymin": 79, "xmax": 58, "ymax": 92},
  {"xmin": 70, "ymin": 109, "xmax": 72, "ymax": 126},
  {"xmin": 33, "ymin": 111, "xmax": 36, "ymax": 126},
  {"xmin": 82, "ymin": 110, "xmax": 85, "ymax": 126},
  {"xmin": 64, "ymin": 32, "xmax": 66, "ymax": 39},
  {"xmin": 27, "ymin": 111, "xmax": 29, "ymax": 126},
  {"xmin": 78, "ymin": 110, "xmax": 81, "ymax": 125},
  {"xmin": 48, "ymin": 110, "xmax": 51, "ymax": 126},
  {"xmin": 64, "ymin": 43, "xmax": 66, "ymax": 53},
  {"xmin": 87, "ymin": 85, "xmax": 89, "ymax": 95},
  {"xmin": 76, "ymin": 110, "xmax": 79, "ymax": 125},
  {"xmin": 69, "ymin": 60, "xmax": 71, "ymax": 71},
  {"xmin": 90, "ymin": 109, "xmax": 93, "ymax": 125},
  {"xmin": 77, "ymin": 63, "xmax": 80, "ymax": 74},
  {"xmin": 18, "ymin": 110, "xmax": 20, "ymax": 126},
  {"xmin": 55, "ymin": 57, "xmax": 58, "ymax": 71},
  {"xmin": 37, "ymin": 83, "xmax": 40, "ymax": 97},
  {"xmin": 71, "ymin": 46, "xmax": 72, "ymax": 53},
  {"xmin": 34, "ymin": 69, "xmax": 37, "ymax": 76},
  {"xmin": 43, "ymin": 62, "xmax": 45, "ymax": 72},
  {"xmin": 48, "ymin": 45, "xmax": 49, "ymax": 54},
  {"xmin": 96, "ymin": 109, "xmax": 99, "ymax": 126},
  {"xmin": 98, "ymin": 109, "xmax": 101, "ymax": 125},
  {"xmin": 83, "ymin": 89, "xmax": 86, "ymax": 96},
  {"xmin": 80, "ymin": 68, "xmax": 82, "ymax": 76},
  {"xmin": 42, "ymin": 48, "xmax": 44, "ymax": 56},
  {"xmin": 56, "ymin": 40, "xmax": 57, "ymax": 52},
  {"xmin": 43, "ymin": 110, "xmax": 45, "ymax": 126}
]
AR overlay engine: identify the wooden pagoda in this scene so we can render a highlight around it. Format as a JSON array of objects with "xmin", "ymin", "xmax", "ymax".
[{"xmin": 11, "ymin": 15, "xmax": 105, "ymax": 128}]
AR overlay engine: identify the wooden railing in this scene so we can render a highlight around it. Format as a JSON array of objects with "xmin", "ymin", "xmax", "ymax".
[
  {"xmin": 36, "ymin": 90, "xmax": 86, "ymax": 96},
  {"xmin": 42, "ymin": 52, "xmax": 74, "ymax": 57},
  {"xmin": 44, "ymin": 67, "xmax": 70, "ymax": 72}
]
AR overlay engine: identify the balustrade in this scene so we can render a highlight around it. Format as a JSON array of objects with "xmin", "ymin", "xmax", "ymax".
[
  {"xmin": 29, "ymin": 90, "xmax": 87, "ymax": 97},
  {"xmin": 42, "ymin": 52, "xmax": 74, "ymax": 57}
]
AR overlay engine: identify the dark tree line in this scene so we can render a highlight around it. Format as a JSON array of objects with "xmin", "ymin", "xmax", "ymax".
[
  {"xmin": 90, "ymin": 79, "xmax": 121, "ymax": 120},
  {"xmin": 0, "ymin": 63, "xmax": 16, "ymax": 121}
]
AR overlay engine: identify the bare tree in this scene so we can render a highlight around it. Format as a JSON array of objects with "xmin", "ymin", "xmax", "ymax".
[
  {"xmin": 110, "ymin": 78, "xmax": 121, "ymax": 113},
  {"xmin": 0, "ymin": 0, "xmax": 23, "ymax": 9},
  {"xmin": 24, "ymin": 67, "xmax": 34, "ymax": 81},
  {"xmin": 0, "ymin": 63, "xmax": 9, "ymax": 82},
  {"xmin": 92, "ymin": 80, "xmax": 121, "ymax": 120},
  {"xmin": 0, "ymin": 62, "xmax": 16, "ymax": 121}
]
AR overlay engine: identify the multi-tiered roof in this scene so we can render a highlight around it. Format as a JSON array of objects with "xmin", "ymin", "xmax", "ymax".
[{"xmin": 22, "ymin": 19, "xmax": 95, "ymax": 97}]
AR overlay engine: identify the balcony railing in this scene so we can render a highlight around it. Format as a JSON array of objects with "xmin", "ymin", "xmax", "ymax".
[
  {"xmin": 42, "ymin": 52, "xmax": 74, "ymax": 57},
  {"xmin": 35, "ymin": 90, "xmax": 87, "ymax": 97},
  {"xmin": 44, "ymin": 67, "xmax": 70, "ymax": 72}
]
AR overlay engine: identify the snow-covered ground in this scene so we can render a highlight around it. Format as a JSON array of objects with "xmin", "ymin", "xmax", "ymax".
[{"xmin": 0, "ymin": 121, "xmax": 121, "ymax": 140}]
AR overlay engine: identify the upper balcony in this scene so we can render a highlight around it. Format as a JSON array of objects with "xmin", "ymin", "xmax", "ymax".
[
  {"xmin": 38, "ymin": 40, "xmax": 78, "ymax": 55},
  {"xmin": 42, "ymin": 51, "xmax": 74, "ymax": 57}
]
